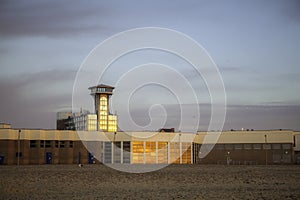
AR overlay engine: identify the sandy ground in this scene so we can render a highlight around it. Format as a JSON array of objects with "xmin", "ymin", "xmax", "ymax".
[{"xmin": 1, "ymin": 164, "xmax": 300, "ymax": 199}]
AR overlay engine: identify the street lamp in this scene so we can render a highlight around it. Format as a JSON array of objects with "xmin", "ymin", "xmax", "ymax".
[
  {"xmin": 264, "ymin": 134, "xmax": 267, "ymax": 166},
  {"xmin": 226, "ymin": 151, "xmax": 231, "ymax": 165},
  {"xmin": 179, "ymin": 133, "xmax": 182, "ymax": 164}
]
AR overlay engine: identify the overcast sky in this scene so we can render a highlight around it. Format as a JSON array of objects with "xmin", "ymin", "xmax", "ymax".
[{"xmin": 0, "ymin": 0, "xmax": 299, "ymax": 131}]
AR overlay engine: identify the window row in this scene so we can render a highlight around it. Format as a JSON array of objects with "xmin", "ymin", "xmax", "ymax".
[
  {"xmin": 30, "ymin": 140, "xmax": 74, "ymax": 148},
  {"xmin": 201, "ymin": 143, "xmax": 292, "ymax": 150}
]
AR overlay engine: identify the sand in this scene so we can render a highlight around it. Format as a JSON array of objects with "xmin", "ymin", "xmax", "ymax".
[{"xmin": 1, "ymin": 164, "xmax": 300, "ymax": 199}]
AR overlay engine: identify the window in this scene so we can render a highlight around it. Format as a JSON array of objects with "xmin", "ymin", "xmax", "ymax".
[
  {"xmin": 170, "ymin": 142, "xmax": 180, "ymax": 164},
  {"xmin": 244, "ymin": 144, "xmax": 252, "ymax": 150},
  {"xmin": 15, "ymin": 152, "xmax": 22, "ymax": 157},
  {"xmin": 157, "ymin": 142, "xmax": 168, "ymax": 164},
  {"xmin": 132, "ymin": 142, "xmax": 144, "ymax": 164},
  {"xmin": 104, "ymin": 142, "xmax": 112, "ymax": 163},
  {"xmin": 45, "ymin": 140, "xmax": 52, "ymax": 148},
  {"xmin": 59, "ymin": 141, "xmax": 65, "ymax": 148},
  {"xmin": 253, "ymin": 144, "xmax": 261, "ymax": 150},
  {"xmin": 114, "ymin": 142, "xmax": 121, "ymax": 163},
  {"xmin": 30, "ymin": 140, "xmax": 37, "ymax": 148},
  {"xmin": 123, "ymin": 141, "xmax": 131, "ymax": 164},
  {"xmin": 40, "ymin": 140, "xmax": 45, "ymax": 148},
  {"xmin": 145, "ymin": 142, "xmax": 156, "ymax": 164},
  {"xmin": 216, "ymin": 144, "xmax": 224, "ymax": 150},
  {"xmin": 55, "ymin": 140, "xmax": 59, "ymax": 148},
  {"xmin": 69, "ymin": 141, "xmax": 73, "ymax": 148},
  {"xmin": 234, "ymin": 144, "xmax": 243, "ymax": 150},
  {"xmin": 272, "ymin": 144, "xmax": 281, "ymax": 150},
  {"xmin": 181, "ymin": 142, "xmax": 192, "ymax": 164},
  {"xmin": 282, "ymin": 144, "xmax": 291, "ymax": 150},
  {"xmin": 263, "ymin": 144, "xmax": 271, "ymax": 150},
  {"xmin": 225, "ymin": 144, "xmax": 233, "ymax": 150}
]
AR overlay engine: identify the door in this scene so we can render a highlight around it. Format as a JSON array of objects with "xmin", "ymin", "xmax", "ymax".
[
  {"xmin": 88, "ymin": 153, "xmax": 95, "ymax": 164},
  {"xmin": 46, "ymin": 152, "xmax": 53, "ymax": 164},
  {"xmin": 0, "ymin": 155, "xmax": 4, "ymax": 164}
]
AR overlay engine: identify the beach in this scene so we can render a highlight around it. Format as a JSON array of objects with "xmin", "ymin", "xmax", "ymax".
[{"xmin": 1, "ymin": 164, "xmax": 300, "ymax": 199}]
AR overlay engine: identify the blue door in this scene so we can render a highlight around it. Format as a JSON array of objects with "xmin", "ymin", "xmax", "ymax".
[
  {"xmin": 46, "ymin": 152, "xmax": 52, "ymax": 164},
  {"xmin": 0, "ymin": 156, "xmax": 4, "ymax": 164},
  {"xmin": 88, "ymin": 153, "xmax": 95, "ymax": 164}
]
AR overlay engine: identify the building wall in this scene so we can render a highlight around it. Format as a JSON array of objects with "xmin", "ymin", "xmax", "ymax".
[
  {"xmin": 0, "ymin": 128, "xmax": 297, "ymax": 165},
  {"xmin": 0, "ymin": 140, "xmax": 90, "ymax": 165},
  {"xmin": 293, "ymin": 132, "xmax": 300, "ymax": 164},
  {"xmin": 193, "ymin": 143, "xmax": 293, "ymax": 165}
]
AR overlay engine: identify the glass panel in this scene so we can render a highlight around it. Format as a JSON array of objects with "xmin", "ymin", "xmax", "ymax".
[
  {"xmin": 157, "ymin": 142, "xmax": 168, "ymax": 164},
  {"xmin": 182, "ymin": 142, "xmax": 191, "ymax": 164},
  {"xmin": 145, "ymin": 142, "xmax": 156, "ymax": 164},
  {"xmin": 170, "ymin": 142, "xmax": 180, "ymax": 164},
  {"xmin": 104, "ymin": 142, "xmax": 112, "ymax": 163},
  {"xmin": 132, "ymin": 142, "xmax": 144, "ymax": 164},
  {"xmin": 113, "ymin": 142, "xmax": 121, "ymax": 163},
  {"xmin": 123, "ymin": 141, "xmax": 131, "ymax": 163}
]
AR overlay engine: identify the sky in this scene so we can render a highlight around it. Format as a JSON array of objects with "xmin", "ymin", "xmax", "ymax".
[{"xmin": 0, "ymin": 0, "xmax": 300, "ymax": 131}]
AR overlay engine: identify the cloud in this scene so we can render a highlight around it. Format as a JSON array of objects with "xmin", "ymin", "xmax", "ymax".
[
  {"xmin": 1, "ymin": 68, "xmax": 299, "ymax": 131},
  {"xmin": 224, "ymin": 104, "xmax": 300, "ymax": 131},
  {"xmin": 218, "ymin": 65, "xmax": 243, "ymax": 73},
  {"xmin": 118, "ymin": 102, "xmax": 300, "ymax": 131},
  {"xmin": 0, "ymin": 69, "xmax": 77, "ymax": 129},
  {"xmin": 279, "ymin": 0, "xmax": 300, "ymax": 23},
  {"xmin": 0, "ymin": 0, "xmax": 117, "ymax": 38}
]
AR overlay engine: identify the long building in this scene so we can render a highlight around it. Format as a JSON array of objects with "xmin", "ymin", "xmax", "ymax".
[
  {"xmin": 1, "ymin": 123, "xmax": 300, "ymax": 165},
  {"xmin": 1, "ymin": 84, "xmax": 300, "ymax": 165}
]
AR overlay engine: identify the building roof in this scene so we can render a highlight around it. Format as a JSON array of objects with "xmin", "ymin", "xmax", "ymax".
[{"xmin": 88, "ymin": 84, "xmax": 114, "ymax": 89}]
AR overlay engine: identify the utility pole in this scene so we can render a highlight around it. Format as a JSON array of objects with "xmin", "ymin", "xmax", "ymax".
[{"xmin": 17, "ymin": 129, "xmax": 21, "ymax": 166}]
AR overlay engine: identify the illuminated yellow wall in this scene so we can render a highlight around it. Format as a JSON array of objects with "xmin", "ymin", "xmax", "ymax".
[
  {"xmin": 170, "ymin": 142, "xmax": 180, "ymax": 164},
  {"xmin": 145, "ymin": 142, "xmax": 156, "ymax": 163},
  {"xmin": 131, "ymin": 141, "xmax": 191, "ymax": 164},
  {"xmin": 98, "ymin": 95, "xmax": 108, "ymax": 131},
  {"xmin": 98, "ymin": 94, "xmax": 117, "ymax": 132},
  {"xmin": 108, "ymin": 115, "xmax": 117, "ymax": 132},
  {"xmin": 86, "ymin": 115, "xmax": 97, "ymax": 131},
  {"xmin": 132, "ymin": 141, "xmax": 144, "ymax": 163}
]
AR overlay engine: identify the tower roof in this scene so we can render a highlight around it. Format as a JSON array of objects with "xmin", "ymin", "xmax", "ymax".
[{"xmin": 88, "ymin": 84, "xmax": 115, "ymax": 90}]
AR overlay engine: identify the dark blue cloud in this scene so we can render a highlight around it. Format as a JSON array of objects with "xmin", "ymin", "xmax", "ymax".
[{"xmin": 0, "ymin": 0, "xmax": 117, "ymax": 37}]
